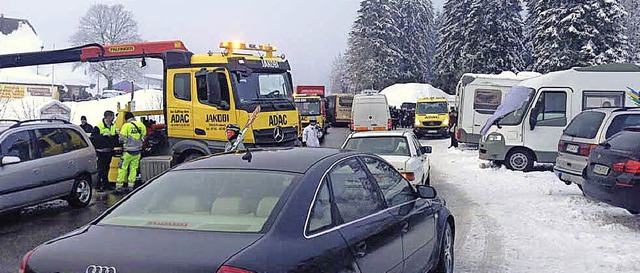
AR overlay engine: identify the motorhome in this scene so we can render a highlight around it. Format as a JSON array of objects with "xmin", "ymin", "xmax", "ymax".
[
  {"xmin": 479, "ymin": 64, "xmax": 640, "ymax": 171},
  {"xmin": 456, "ymin": 71, "xmax": 541, "ymax": 144}
]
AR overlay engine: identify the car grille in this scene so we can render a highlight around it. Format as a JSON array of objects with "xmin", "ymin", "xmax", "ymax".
[
  {"xmin": 423, "ymin": 121, "xmax": 442, "ymax": 126},
  {"xmin": 253, "ymin": 126, "xmax": 298, "ymax": 145}
]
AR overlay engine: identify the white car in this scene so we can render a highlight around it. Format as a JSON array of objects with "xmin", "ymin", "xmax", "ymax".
[{"xmin": 341, "ymin": 130, "xmax": 432, "ymax": 185}]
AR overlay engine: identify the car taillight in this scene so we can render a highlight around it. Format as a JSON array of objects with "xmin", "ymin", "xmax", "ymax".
[
  {"xmin": 456, "ymin": 128, "xmax": 462, "ymax": 140},
  {"xmin": 613, "ymin": 160, "xmax": 640, "ymax": 174},
  {"xmin": 558, "ymin": 140, "xmax": 565, "ymax": 152},
  {"xmin": 217, "ymin": 266, "xmax": 255, "ymax": 273},
  {"xmin": 350, "ymin": 121, "xmax": 354, "ymax": 131},
  {"xmin": 401, "ymin": 172, "xmax": 415, "ymax": 181},
  {"xmin": 20, "ymin": 249, "xmax": 34, "ymax": 273},
  {"xmin": 388, "ymin": 118, "xmax": 392, "ymax": 130},
  {"xmin": 579, "ymin": 144, "xmax": 597, "ymax": 156}
]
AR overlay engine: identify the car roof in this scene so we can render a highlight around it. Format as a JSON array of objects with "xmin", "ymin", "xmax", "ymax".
[
  {"xmin": 584, "ymin": 107, "xmax": 640, "ymax": 114},
  {"xmin": 174, "ymin": 148, "xmax": 356, "ymax": 174},
  {"xmin": 348, "ymin": 130, "xmax": 412, "ymax": 138}
]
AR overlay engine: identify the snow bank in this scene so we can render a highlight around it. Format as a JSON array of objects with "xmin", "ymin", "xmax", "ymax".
[
  {"xmin": 0, "ymin": 89, "xmax": 163, "ymax": 125},
  {"xmin": 428, "ymin": 142, "xmax": 640, "ymax": 272},
  {"xmin": 380, "ymin": 83, "xmax": 456, "ymax": 107}
]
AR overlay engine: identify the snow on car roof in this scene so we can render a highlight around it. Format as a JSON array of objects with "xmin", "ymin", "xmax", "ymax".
[{"xmin": 348, "ymin": 130, "xmax": 412, "ymax": 138}]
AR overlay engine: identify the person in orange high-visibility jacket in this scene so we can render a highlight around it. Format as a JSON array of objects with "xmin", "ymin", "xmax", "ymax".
[{"xmin": 116, "ymin": 112, "xmax": 146, "ymax": 192}]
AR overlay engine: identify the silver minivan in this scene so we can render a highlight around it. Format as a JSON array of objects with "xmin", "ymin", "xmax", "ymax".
[
  {"xmin": 0, "ymin": 120, "xmax": 97, "ymax": 215},
  {"xmin": 555, "ymin": 108, "xmax": 640, "ymax": 191}
]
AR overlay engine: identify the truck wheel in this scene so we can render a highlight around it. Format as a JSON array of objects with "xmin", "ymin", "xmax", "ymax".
[
  {"xmin": 67, "ymin": 176, "xmax": 92, "ymax": 208},
  {"xmin": 505, "ymin": 149, "xmax": 534, "ymax": 172}
]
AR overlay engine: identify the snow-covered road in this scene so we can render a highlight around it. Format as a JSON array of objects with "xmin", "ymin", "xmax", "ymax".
[{"xmin": 422, "ymin": 138, "xmax": 640, "ymax": 273}]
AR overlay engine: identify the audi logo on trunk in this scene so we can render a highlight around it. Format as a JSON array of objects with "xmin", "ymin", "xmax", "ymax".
[{"xmin": 86, "ymin": 265, "xmax": 117, "ymax": 273}]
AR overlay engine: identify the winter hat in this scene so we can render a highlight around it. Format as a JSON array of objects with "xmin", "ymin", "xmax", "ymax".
[
  {"xmin": 124, "ymin": 112, "xmax": 135, "ymax": 120},
  {"xmin": 226, "ymin": 124, "xmax": 241, "ymax": 132}
]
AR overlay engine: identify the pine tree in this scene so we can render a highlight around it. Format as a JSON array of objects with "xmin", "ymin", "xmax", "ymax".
[
  {"xmin": 461, "ymin": 0, "xmax": 525, "ymax": 74},
  {"xmin": 532, "ymin": 0, "xmax": 629, "ymax": 73},
  {"xmin": 345, "ymin": 0, "xmax": 404, "ymax": 91},
  {"xmin": 329, "ymin": 52, "xmax": 349, "ymax": 93},
  {"xmin": 621, "ymin": 0, "xmax": 640, "ymax": 63},
  {"xmin": 433, "ymin": 0, "xmax": 473, "ymax": 94},
  {"xmin": 396, "ymin": 0, "xmax": 436, "ymax": 83}
]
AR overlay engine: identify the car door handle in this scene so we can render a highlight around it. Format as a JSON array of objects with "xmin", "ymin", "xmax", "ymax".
[
  {"xmin": 401, "ymin": 221, "xmax": 410, "ymax": 233},
  {"xmin": 33, "ymin": 168, "xmax": 40, "ymax": 174},
  {"xmin": 194, "ymin": 128, "xmax": 206, "ymax": 136},
  {"xmin": 354, "ymin": 241, "xmax": 367, "ymax": 257},
  {"xmin": 68, "ymin": 160, "xmax": 75, "ymax": 167}
]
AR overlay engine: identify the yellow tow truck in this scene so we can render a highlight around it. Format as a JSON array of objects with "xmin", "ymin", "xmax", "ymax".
[{"xmin": 414, "ymin": 97, "xmax": 450, "ymax": 138}]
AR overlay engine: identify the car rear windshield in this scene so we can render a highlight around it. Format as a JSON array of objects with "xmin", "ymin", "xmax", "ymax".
[
  {"xmin": 605, "ymin": 130, "xmax": 640, "ymax": 152},
  {"xmin": 99, "ymin": 170, "xmax": 296, "ymax": 233},
  {"xmin": 563, "ymin": 111, "xmax": 606, "ymax": 139},
  {"xmin": 344, "ymin": 136, "xmax": 411, "ymax": 156}
]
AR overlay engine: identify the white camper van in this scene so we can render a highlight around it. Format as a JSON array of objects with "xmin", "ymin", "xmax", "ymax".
[
  {"xmin": 351, "ymin": 93, "xmax": 391, "ymax": 131},
  {"xmin": 479, "ymin": 64, "xmax": 640, "ymax": 171},
  {"xmin": 456, "ymin": 71, "xmax": 541, "ymax": 144}
]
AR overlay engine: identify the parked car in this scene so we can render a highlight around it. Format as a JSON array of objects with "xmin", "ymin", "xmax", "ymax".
[
  {"xmin": 342, "ymin": 130, "xmax": 432, "ymax": 185},
  {"xmin": 0, "ymin": 119, "xmax": 96, "ymax": 215},
  {"xmin": 583, "ymin": 127, "xmax": 640, "ymax": 214},
  {"xmin": 20, "ymin": 148, "xmax": 454, "ymax": 273},
  {"xmin": 99, "ymin": 90, "xmax": 126, "ymax": 99},
  {"xmin": 555, "ymin": 108, "xmax": 640, "ymax": 192}
]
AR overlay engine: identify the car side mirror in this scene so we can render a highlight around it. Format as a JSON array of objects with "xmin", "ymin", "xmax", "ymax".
[
  {"xmin": 416, "ymin": 185, "xmax": 437, "ymax": 199},
  {"xmin": 421, "ymin": 146, "xmax": 432, "ymax": 154},
  {"xmin": 529, "ymin": 114, "xmax": 537, "ymax": 130},
  {"xmin": 0, "ymin": 156, "xmax": 21, "ymax": 166}
]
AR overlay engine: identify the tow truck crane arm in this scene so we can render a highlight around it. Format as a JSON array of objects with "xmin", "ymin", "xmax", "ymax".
[{"xmin": 0, "ymin": 40, "xmax": 189, "ymax": 69}]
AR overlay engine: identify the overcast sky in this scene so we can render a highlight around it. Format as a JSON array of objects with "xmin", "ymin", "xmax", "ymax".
[{"xmin": 1, "ymin": 0, "xmax": 444, "ymax": 86}]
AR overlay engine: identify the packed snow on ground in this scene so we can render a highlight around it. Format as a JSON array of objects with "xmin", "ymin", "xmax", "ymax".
[
  {"xmin": 380, "ymin": 83, "xmax": 456, "ymax": 108},
  {"xmin": 0, "ymin": 89, "xmax": 163, "ymax": 124},
  {"xmin": 426, "ymin": 140, "xmax": 640, "ymax": 273}
]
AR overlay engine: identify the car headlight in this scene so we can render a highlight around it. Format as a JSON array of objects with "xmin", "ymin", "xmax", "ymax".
[
  {"xmin": 442, "ymin": 118, "xmax": 450, "ymax": 126},
  {"xmin": 487, "ymin": 134, "xmax": 503, "ymax": 141},
  {"xmin": 415, "ymin": 119, "xmax": 421, "ymax": 126}
]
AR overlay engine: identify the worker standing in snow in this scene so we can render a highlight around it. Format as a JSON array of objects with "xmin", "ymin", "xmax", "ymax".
[
  {"xmin": 116, "ymin": 112, "xmax": 146, "ymax": 193},
  {"xmin": 302, "ymin": 116, "xmax": 322, "ymax": 147}
]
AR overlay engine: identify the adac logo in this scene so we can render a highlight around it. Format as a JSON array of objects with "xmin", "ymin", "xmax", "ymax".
[{"xmin": 627, "ymin": 87, "xmax": 640, "ymax": 106}]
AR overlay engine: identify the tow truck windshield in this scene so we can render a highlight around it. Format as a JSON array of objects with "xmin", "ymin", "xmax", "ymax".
[
  {"xmin": 417, "ymin": 102, "xmax": 448, "ymax": 115},
  {"xmin": 295, "ymin": 99, "xmax": 321, "ymax": 116},
  {"xmin": 234, "ymin": 72, "xmax": 295, "ymax": 111}
]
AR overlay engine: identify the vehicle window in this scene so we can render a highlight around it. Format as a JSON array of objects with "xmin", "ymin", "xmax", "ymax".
[
  {"xmin": 474, "ymin": 89, "xmax": 502, "ymax": 113},
  {"xmin": 64, "ymin": 129, "xmax": 89, "ymax": 151},
  {"xmin": 295, "ymin": 98, "xmax": 322, "ymax": 116},
  {"xmin": 339, "ymin": 96, "xmax": 353, "ymax": 107},
  {"xmin": 0, "ymin": 130, "xmax": 34, "ymax": 161},
  {"xmin": 308, "ymin": 178, "xmax": 333, "ymax": 233},
  {"xmin": 173, "ymin": 73, "xmax": 191, "ymax": 101},
  {"xmin": 196, "ymin": 75, "xmax": 208, "ymax": 103},
  {"xmin": 35, "ymin": 128, "xmax": 68, "ymax": 158},
  {"xmin": 362, "ymin": 157, "xmax": 415, "ymax": 206},
  {"xmin": 417, "ymin": 101, "xmax": 448, "ymax": 115},
  {"xmin": 534, "ymin": 91, "xmax": 567, "ymax": 122},
  {"xmin": 328, "ymin": 158, "xmax": 384, "ymax": 223},
  {"xmin": 412, "ymin": 136, "xmax": 422, "ymax": 156},
  {"xmin": 582, "ymin": 91, "xmax": 624, "ymax": 110},
  {"xmin": 605, "ymin": 131, "xmax": 640, "ymax": 152},
  {"xmin": 343, "ymin": 136, "xmax": 411, "ymax": 156},
  {"xmin": 606, "ymin": 114, "xmax": 640, "ymax": 139},
  {"xmin": 100, "ymin": 170, "xmax": 296, "ymax": 233},
  {"xmin": 564, "ymin": 111, "xmax": 606, "ymax": 139}
]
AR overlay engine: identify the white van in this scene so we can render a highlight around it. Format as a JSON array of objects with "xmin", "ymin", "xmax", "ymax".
[
  {"xmin": 479, "ymin": 64, "xmax": 640, "ymax": 171},
  {"xmin": 351, "ymin": 93, "xmax": 391, "ymax": 131},
  {"xmin": 456, "ymin": 71, "xmax": 541, "ymax": 144}
]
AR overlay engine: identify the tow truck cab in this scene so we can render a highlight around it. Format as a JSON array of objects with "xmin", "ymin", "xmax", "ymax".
[
  {"xmin": 414, "ymin": 97, "xmax": 450, "ymax": 138},
  {"xmin": 294, "ymin": 86, "xmax": 328, "ymax": 134}
]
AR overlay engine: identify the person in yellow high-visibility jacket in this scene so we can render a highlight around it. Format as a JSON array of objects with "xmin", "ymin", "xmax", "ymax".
[{"xmin": 116, "ymin": 112, "xmax": 146, "ymax": 193}]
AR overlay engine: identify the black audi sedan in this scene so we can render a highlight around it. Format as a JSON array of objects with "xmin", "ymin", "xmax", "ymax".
[
  {"xmin": 584, "ymin": 127, "xmax": 640, "ymax": 215},
  {"xmin": 21, "ymin": 148, "xmax": 455, "ymax": 273}
]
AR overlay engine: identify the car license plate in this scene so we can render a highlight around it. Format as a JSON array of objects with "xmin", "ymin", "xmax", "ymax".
[
  {"xmin": 566, "ymin": 144, "xmax": 579, "ymax": 153},
  {"xmin": 428, "ymin": 130, "xmax": 438, "ymax": 134},
  {"xmin": 593, "ymin": 164, "xmax": 610, "ymax": 175}
]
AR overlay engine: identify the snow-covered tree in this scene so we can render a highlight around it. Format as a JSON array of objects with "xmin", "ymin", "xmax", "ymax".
[
  {"xmin": 70, "ymin": 4, "xmax": 142, "ymax": 89},
  {"xmin": 396, "ymin": 0, "xmax": 436, "ymax": 83},
  {"xmin": 621, "ymin": 0, "xmax": 640, "ymax": 63},
  {"xmin": 461, "ymin": 0, "xmax": 526, "ymax": 74},
  {"xmin": 346, "ymin": 0, "xmax": 404, "ymax": 91},
  {"xmin": 433, "ymin": 0, "xmax": 473, "ymax": 94},
  {"xmin": 532, "ymin": 0, "xmax": 629, "ymax": 73},
  {"xmin": 329, "ymin": 52, "xmax": 349, "ymax": 93}
]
